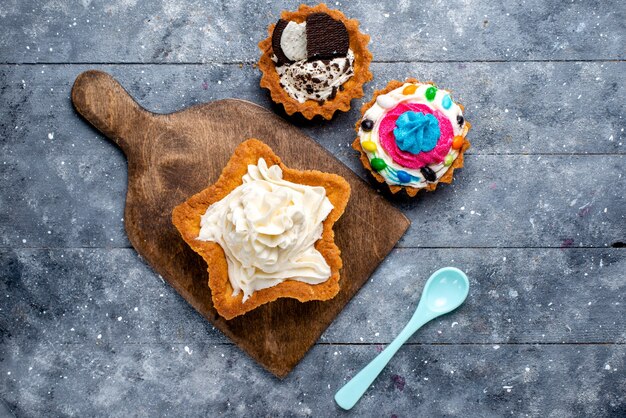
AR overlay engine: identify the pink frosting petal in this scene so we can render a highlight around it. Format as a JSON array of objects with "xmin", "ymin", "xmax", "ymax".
[{"xmin": 378, "ymin": 102, "xmax": 453, "ymax": 169}]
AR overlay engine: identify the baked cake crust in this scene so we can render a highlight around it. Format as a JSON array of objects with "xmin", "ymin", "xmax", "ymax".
[{"xmin": 172, "ymin": 139, "xmax": 351, "ymax": 320}]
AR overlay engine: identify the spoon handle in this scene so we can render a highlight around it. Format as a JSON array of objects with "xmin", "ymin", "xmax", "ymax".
[{"xmin": 334, "ymin": 316, "xmax": 430, "ymax": 410}]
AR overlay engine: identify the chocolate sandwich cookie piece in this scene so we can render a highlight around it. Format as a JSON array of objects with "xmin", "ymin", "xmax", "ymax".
[
  {"xmin": 271, "ymin": 19, "xmax": 292, "ymax": 65},
  {"xmin": 305, "ymin": 13, "xmax": 349, "ymax": 61}
]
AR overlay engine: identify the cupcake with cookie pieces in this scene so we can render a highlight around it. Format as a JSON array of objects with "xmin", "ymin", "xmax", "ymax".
[
  {"xmin": 353, "ymin": 79, "xmax": 471, "ymax": 196},
  {"xmin": 258, "ymin": 3, "xmax": 373, "ymax": 120}
]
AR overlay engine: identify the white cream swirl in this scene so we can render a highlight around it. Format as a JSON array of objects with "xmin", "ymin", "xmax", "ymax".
[{"xmin": 198, "ymin": 158, "xmax": 334, "ymax": 302}]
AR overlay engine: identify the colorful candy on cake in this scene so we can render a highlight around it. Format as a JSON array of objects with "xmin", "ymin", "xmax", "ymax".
[
  {"xmin": 258, "ymin": 3, "xmax": 373, "ymax": 120},
  {"xmin": 353, "ymin": 79, "xmax": 471, "ymax": 196},
  {"xmin": 172, "ymin": 139, "xmax": 351, "ymax": 320}
]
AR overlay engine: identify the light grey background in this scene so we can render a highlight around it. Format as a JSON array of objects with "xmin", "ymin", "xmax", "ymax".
[{"xmin": 1, "ymin": 1, "xmax": 625, "ymax": 417}]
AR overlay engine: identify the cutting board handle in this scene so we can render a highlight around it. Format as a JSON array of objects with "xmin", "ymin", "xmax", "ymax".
[{"xmin": 71, "ymin": 70, "xmax": 150, "ymax": 153}]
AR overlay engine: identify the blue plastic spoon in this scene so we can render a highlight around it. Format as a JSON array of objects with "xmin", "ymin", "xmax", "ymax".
[{"xmin": 334, "ymin": 267, "xmax": 470, "ymax": 410}]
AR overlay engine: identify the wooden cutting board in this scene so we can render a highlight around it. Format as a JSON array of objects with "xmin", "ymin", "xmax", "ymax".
[{"xmin": 71, "ymin": 70, "xmax": 410, "ymax": 378}]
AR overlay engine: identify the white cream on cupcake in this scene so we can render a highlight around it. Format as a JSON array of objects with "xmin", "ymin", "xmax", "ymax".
[
  {"xmin": 274, "ymin": 49, "xmax": 354, "ymax": 103},
  {"xmin": 197, "ymin": 158, "xmax": 333, "ymax": 302}
]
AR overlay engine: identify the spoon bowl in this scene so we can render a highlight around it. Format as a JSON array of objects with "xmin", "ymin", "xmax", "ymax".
[{"xmin": 421, "ymin": 267, "xmax": 470, "ymax": 314}]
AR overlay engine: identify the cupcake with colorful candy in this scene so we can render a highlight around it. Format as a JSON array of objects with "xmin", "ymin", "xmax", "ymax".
[{"xmin": 353, "ymin": 79, "xmax": 471, "ymax": 196}]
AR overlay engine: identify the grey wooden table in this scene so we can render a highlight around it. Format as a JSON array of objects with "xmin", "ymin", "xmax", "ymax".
[{"xmin": 1, "ymin": 1, "xmax": 625, "ymax": 417}]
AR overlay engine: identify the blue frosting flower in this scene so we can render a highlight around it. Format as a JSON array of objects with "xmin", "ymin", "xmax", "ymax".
[{"xmin": 393, "ymin": 111, "xmax": 441, "ymax": 154}]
